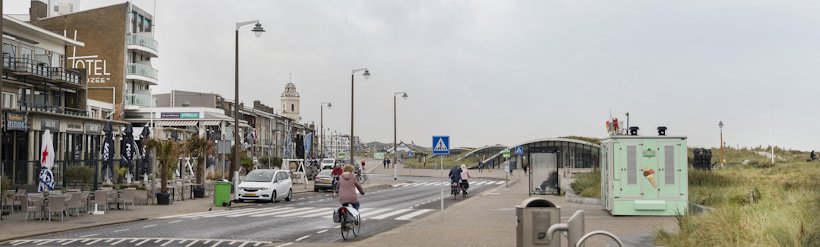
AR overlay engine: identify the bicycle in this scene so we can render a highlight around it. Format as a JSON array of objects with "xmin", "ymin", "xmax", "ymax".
[
  {"xmin": 356, "ymin": 170, "xmax": 369, "ymax": 184},
  {"xmin": 331, "ymin": 177, "xmax": 339, "ymax": 198},
  {"xmin": 336, "ymin": 203, "xmax": 361, "ymax": 240},
  {"xmin": 451, "ymin": 182, "xmax": 461, "ymax": 199}
]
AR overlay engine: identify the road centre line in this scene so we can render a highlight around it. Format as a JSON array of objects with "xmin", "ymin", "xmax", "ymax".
[
  {"xmin": 143, "ymin": 224, "xmax": 157, "ymax": 228},
  {"xmin": 168, "ymin": 220, "xmax": 182, "ymax": 224},
  {"xmin": 295, "ymin": 235, "xmax": 311, "ymax": 242},
  {"xmin": 316, "ymin": 229, "xmax": 328, "ymax": 234}
]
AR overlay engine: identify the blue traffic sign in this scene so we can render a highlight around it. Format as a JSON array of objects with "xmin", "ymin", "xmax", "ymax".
[
  {"xmin": 514, "ymin": 146, "xmax": 524, "ymax": 155},
  {"xmin": 432, "ymin": 136, "xmax": 450, "ymax": 155},
  {"xmin": 408, "ymin": 151, "xmax": 414, "ymax": 158}
]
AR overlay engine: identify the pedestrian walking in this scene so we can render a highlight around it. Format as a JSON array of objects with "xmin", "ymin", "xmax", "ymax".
[
  {"xmin": 477, "ymin": 161, "xmax": 483, "ymax": 173},
  {"xmin": 383, "ymin": 158, "xmax": 389, "ymax": 169},
  {"xmin": 522, "ymin": 157, "xmax": 529, "ymax": 176}
]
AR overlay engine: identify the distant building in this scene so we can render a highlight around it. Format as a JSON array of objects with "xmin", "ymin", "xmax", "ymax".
[{"xmin": 281, "ymin": 82, "xmax": 300, "ymax": 121}]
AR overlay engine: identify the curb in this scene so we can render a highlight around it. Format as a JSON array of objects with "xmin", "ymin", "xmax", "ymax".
[{"xmin": 0, "ymin": 218, "xmax": 148, "ymax": 242}]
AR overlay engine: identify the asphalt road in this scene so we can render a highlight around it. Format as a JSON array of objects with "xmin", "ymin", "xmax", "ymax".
[{"xmin": 0, "ymin": 175, "xmax": 504, "ymax": 247}]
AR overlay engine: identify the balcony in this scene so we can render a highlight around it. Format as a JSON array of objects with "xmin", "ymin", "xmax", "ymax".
[
  {"xmin": 18, "ymin": 101, "xmax": 88, "ymax": 117},
  {"xmin": 126, "ymin": 33, "xmax": 159, "ymax": 57},
  {"xmin": 2, "ymin": 55, "xmax": 86, "ymax": 86},
  {"xmin": 125, "ymin": 93, "xmax": 153, "ymax": 108},
  {"xmin": 126, "ymin": 63, "xmax": 158, "ymax": 85}
]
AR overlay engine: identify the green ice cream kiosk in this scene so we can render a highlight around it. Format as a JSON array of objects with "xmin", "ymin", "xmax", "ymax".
[{"xmin": 600, "ymin": 132, "xmax": 688, "ymax": 216}]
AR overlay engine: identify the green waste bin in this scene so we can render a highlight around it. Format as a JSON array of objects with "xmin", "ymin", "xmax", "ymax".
[{"xmin": 214, "ymin": 181, "xmax": 233, "ymax": 207}]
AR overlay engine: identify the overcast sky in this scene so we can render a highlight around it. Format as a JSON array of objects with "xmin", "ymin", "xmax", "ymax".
[{"xmin": 6, "ymin": 0, "xmax": 820, "ymax": 150}]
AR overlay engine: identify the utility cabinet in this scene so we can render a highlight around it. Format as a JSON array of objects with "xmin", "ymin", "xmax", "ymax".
[{"xmin": 600, "ymin": 135, "xmax": 688, "ymax": 216}]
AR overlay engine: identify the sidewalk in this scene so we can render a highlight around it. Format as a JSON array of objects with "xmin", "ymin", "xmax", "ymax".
[
  {"xmin": 354, "ymin": 167, "xmax": 678, "ymax": 247},
  {"xmin": 0, "ymin": 173, "xmax": 398, "ymax": 242}
]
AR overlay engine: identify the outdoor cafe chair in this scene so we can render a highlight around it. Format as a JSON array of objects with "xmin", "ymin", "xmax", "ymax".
[
  {"xmin": 107, "ymin": 190, "xmax": 119, "ymax": 210},
  {"xmin": 46, "ymin": 194, "xmax": 68, "ymax": 221},
  {"xmin": 21, "ymin": 195, "xmax": 41, "ymax": 221},
  {"xmin": 79, "ymin": 191, "xmax": 90, "ymax": 214},
  {"xmin": 117, "ymin": 189, "xmax": 135, "ymax": 210},
  {"xmin": 67, "ymin": 192, "xmax": 83, "ymax": 217},
  {"xmin": 93, "ymin": 190, "xmax": 109, "ymax": 213}
]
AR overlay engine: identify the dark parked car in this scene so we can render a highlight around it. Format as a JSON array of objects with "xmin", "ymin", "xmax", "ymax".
[{"xmin": 313, "ymin": 170, "xmax": 334, "ymax": 192}]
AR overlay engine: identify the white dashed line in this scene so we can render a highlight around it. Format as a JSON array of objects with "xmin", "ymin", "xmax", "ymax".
[
  {"xmin": 134, "ymin": 239, "xmax": 150, "ymax": 246},
  {"xmin": 168, "ymin": 220, "xmax": 182, "ymax": 224},
  {"xmin": 113, "ymin": 229, "xmax": 130, "ymax": 233},
  {"xmin": 210, "ymin": 240, "xmax": 223, "ymax": 247},
  {"xmin": 295, "ymin": 235, "xmax": 310, "ymax": 242},
  {"xmin": 111, "ymin": 239, "xmax": 126, "ymax": 245},
  {"xmin": 316, "ymin": 229, "xmax": 328, "ymax": 234},
  {"xmin": 143, "ymin": 224, "xmax": 157, "ymax": 228},
  {"xmin": 184, "ymin": 240, "xmax": 199, "ymax": 247},
  {"xmin": 84, "ymin": 239, "xmax": 102, "ymax": 246},
  {"xmin": 275, "ymin": 242, "xmax": 293, "ymax": 247},
  {"xmin": 80, "ymin": 234, "xmax": 99, "ymax": 238}
]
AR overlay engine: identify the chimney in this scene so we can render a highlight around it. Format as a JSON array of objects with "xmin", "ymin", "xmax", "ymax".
[{"xmin": 29, "ymin": 0, "xmax": 48, "ymax": 21}]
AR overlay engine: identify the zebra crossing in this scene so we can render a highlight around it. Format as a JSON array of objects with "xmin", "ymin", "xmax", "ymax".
[
  {"xmin": 391, "ymin": 180, "xmax": 505, "ymax": 187},
  {"xmin": 0, "ymin": 238, "xmax": 269, "ymax": 247},
  {"xmin": 158, "ymin": 206, "xmax": 434, "ymax": 221}
]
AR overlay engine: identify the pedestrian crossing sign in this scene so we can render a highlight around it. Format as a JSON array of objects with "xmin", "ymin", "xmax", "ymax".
[
  {"xmin": 432, "ymin": 136, "xmax": 450, "ymax": 155},
  {"xmin": 515, "ymin": 146, "xmax": 524, "ymax": 156}
]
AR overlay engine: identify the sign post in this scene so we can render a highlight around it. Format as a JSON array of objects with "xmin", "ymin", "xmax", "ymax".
[
  {"xmin": 432, "ymin": 136, "xmax": 450, "ymax": 218},
  {"xmin": 504, "ymin": 149, "xmax": 511, "ymax": 187}
]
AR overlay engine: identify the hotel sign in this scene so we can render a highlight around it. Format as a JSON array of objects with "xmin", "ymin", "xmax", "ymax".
[
  {"xmin": 5, "ymin": 112, "xmax": 28, "ymax": 131},
  {"xmin": 85, "ymin": 123, "xmax": 102, "ymax": 135},
  {"xmin": 66, "ymin": 121, "xmax": 84, "ymax": 133}
]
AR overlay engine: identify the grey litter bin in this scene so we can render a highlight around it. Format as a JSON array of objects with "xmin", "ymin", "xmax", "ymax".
[{"xmin": 516, "ymin": 198, "xmax": 561, "ymax": 247}]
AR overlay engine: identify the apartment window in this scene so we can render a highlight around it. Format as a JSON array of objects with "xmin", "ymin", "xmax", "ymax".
[{"xmin": 2, "ymin": 92, "xmax": 17, "ymax": 108}]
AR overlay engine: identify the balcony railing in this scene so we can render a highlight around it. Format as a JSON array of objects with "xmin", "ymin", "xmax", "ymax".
[
  {"xmin": 126, "ymin": 33, "xmax": 159, "ymax": 53},
  {"xmin": 125, "ymin": 93, "xmax": 153, "ymax": 107},
  {"xmin": 126, "ymin": 63, "xmax": 158, "ymax": 81},
  {"xmin": 18, "ymin": 101, "xmax": 88, "ymax": 117},
  {"xmin": 2, "ymin": 55, "xmax": 85, "ymax": 85}
]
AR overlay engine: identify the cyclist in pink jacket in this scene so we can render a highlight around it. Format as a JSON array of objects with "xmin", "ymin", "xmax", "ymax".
[{"xmin": 459, "ymin": 164, "xmax": 471, "ymax": 195}]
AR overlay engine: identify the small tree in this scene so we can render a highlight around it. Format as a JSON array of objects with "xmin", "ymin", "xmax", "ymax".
[
  {"xmin": 147, "ymin": 138, "xmax": 181, "ymax": 194},
  {"xmin": 184, "ymin": 136, "xmax": 214, "ymax": 185}
]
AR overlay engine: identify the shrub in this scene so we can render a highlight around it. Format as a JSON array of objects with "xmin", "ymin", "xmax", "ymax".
[
  {"xmin": 570, "ymin": 172, "xmax": 601, "ymax": 198},
  {"xmin": 64, "ymin": 165, "xmax": 94, "ymax": 189}
]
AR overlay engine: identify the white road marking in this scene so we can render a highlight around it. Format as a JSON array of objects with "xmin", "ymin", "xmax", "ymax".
[
  {"xmin": 84, "ymin": 239, "xmax": 102, "ymax": 246},
  {"xmin": 275, "ymin": 243, "xmax": 293, "ymax": 247},
  {"xmin": 11, "ymin": 240, "xmax": 29, "ymax": 246},
  {"xmin": 473, "ymin": 181, "xmax": 488, "ymax": 185},
  {"xmin": 80, "ymin": 234, "xmax": 99, "ymax": 238},
  {"xmin": 227, "ymin": 207, "xmax": 292, "ymax": 217},
  {"xmin": 238, "ymin": 242, "xmax": 249, "ymax": 247},
  {"xmin": 143, "ymin": 224, "xmax": 157, "ymax": 228},
  {"xmin": 113, "ymin": 229, "xmax": 130, "ymax": 233},
  {"xmin": 158, "ymin": 211, "xmax": 224, "ymax": 219},
  {"xmin": 295, "ymin": 235, "xmax": 310, "ymax": 241},
  {"xmin": 160, "ymin": 239, "xmax": 175, "ymax": 246},
  {"xmin": 35, "ymin": 240, "xmax": 55, "ymax": 246},
  {"xmin": 105, "ymin": 239, "xmax": 115, "ymax": 243},
  {"xmin": 135, "ymin": 239, "xmax": 150, "ymax": 246},
  {"xmin": 370, "ymin": 208, "xmax": 413, "ymax": 220},
  {"xmin": 111, "ymin": 239, "xmax": 126, "ymax": 245},
  {"xmin": 316, "ymin": 229, "xmax": 328, "ymax": 234},
  {"xmin": 360, "ymin": 208, "xmax": 393, "ymax": 217},
  {"xmin": 61, "ymin": 240, "xmax": 78, "ymax": 246},
  {"xmin": 396, "ymin": 209, "xmax": 434, "ymax": 220},
  {"xmin": 185, "ymin": 240, "xmax": 199, "ymax": 247},
  {"xmin": 210, "ymin": 240, "xmax": 223, "ymax": 247},
  {"xmin": 333, "ymin": 225, "xmax": 341, "ymax": 228},
  {"xmin": 251, "ymin": 207, "xmax": 308, "ymax": 217},
  {"xmin": 277, "ymin": 207, "xmax": 332, "ymax": 217},
  {"xmin": 168, "ymin": 220, "xmax": 182, "ymax": 224},
  {"xmin": 203, "ymin": 208, "xmax": 259, "ymax": 217}
]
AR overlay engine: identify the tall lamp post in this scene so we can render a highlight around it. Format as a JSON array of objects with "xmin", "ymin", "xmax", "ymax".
[
  {"xmin": 349, "ymin": 68, "xmax": 370, "ymax": 166},
  {"xmin": 320, "ymin": 102, "xmax": 332, "ymax": 159},
  {"xmin": 233, "ymin": 20, "xmax": 264, "ymax": 181},
  {"xmin": 719, "ymin": 121, "xmax": 724, "ymax": 167},
  {"xmin": 393, "ymin": 91, "xmax": 408, "ymax": 180}
]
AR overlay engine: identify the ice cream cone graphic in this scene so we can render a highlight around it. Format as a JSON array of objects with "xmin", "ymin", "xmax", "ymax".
[{"xmin": 643, "ymin": 168, "xmax": 657, "ymax": 189}]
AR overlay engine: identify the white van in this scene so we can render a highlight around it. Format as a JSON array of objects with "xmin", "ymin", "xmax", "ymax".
[{"xmin": 321, "ymin": 158, "xmax": 336, "ymax": 170}]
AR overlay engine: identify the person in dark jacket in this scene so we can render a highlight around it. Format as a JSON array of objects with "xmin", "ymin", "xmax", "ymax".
[
  {"xmin": 448, "ymin": 166, "xmax": 462, "ymax": 184},
  {"xmin": 539, "ymin": 171, "xmax": 559, "ymax": 193}
]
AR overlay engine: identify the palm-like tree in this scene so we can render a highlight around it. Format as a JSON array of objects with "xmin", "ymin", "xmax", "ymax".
[
  {"xmin": 184, "ymin": 136, "xmax": 214, "ymax": 185},
  {"xmin": 146, "ymin": 138, "xmax": 180, "ymax": 194}
]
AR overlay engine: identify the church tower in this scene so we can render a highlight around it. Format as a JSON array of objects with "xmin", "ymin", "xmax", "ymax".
[{"xmin": 281, "ymin": 81, "xmax": 301, "ymax": 121}]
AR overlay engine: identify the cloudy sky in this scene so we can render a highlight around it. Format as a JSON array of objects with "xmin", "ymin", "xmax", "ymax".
[{"xmin": 6, "ymin": 0, "xmax": 820, "ymax": 150}]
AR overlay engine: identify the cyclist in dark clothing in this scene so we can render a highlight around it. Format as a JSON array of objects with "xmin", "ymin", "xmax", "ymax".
[{"xmin": 448, "ymin": 166, "xmax": 462, "ymax": 184}]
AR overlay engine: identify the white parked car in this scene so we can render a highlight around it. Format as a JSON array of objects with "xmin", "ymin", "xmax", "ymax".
[
  {"xmin": 321, "ymin": 158, "xmax": 336, "ymax": 170},
  {"xmin": 237, "ymin": 169, "xmax": 292, "ymax": 203}
]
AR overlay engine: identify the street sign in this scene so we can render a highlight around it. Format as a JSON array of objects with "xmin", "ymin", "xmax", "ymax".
[
  {"xmin": 338, "ymin": 152, "xmax": 346, "ymax": 159},
  {"xmin": 408, "ymin": 151, "xmax": 414, "ymax": 158},
  {"xmin": 514, "ymin": 146, "xmax": 524, "ymax": 156},
  {"xmin": 374, "ymin": 152, "xmax": 385, "ymax": 160},
  {"xmin": 502, "ymin": 149, "xmax": 511, "ymax": 159},
  {"xmin": 432, "ymin": 136, "xmax": 450, "ymax": 155}
]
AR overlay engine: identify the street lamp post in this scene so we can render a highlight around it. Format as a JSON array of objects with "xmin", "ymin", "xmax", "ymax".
[
  {"xmin": 320, "ymin": 102, "xmax": 332, "ymax": 159},
  {"xmin": 719, "ymin": 121, "xmax": 724, "ymax": 167},
  {"xmin": 350, "ymin": 68, "xmax": 370, "ymax": 166},
  {"xmin": 625, "ymin": 112, "xmax": 630, "ymax": 133},
  {"xmin": 393, "ymin": 92, "xmax": 408, "ymax": 180},
  {"xmin": 233, "ymin": 20, "xmax": 264, "ymax": 182}
]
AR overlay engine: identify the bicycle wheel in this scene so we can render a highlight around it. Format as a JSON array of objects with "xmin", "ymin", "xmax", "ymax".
[
  {"xmin": 452, "ymin": 186, "xmax": 458, "ymax": 199},
  {"xmin": 341, "ymin": 215, "xmax": 354, "ymax": 240},
  {"xmin": 352, "ymin": 214, "xmax": 361, "ymax": 237},
  {"xmin": 361, "ymin": 174, "xmax": 369, "ymax": 184},
  {"xmin": 332, "ymin": 183, "xmax": 339, "ymax": 198}
]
